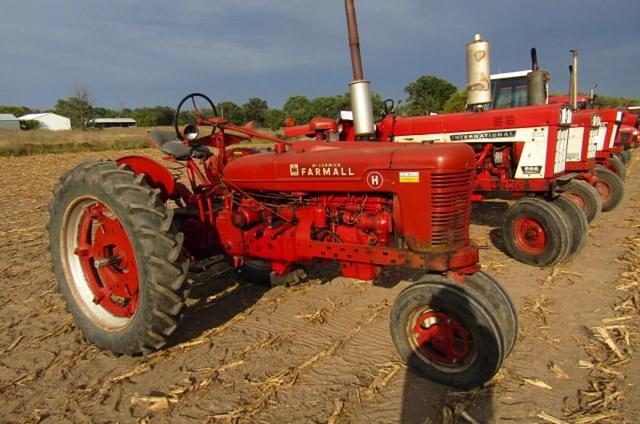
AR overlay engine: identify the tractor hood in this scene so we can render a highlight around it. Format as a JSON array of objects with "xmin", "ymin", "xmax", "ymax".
[
  {"xmin": 378, "ymin": 104, "xmax": 568, "ymax": 141},
  {"xmin": 222, "ymin": 140, "xmax": 474, "ymax": 192}
]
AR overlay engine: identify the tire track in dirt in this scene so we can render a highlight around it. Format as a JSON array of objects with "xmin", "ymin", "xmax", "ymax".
[{"xmin": 1, "ymin": 149, "xmax": 639, "ymax": 423}]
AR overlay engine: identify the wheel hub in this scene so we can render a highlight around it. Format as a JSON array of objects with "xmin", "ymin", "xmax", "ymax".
[
  {"xmin": 593, "ymin": 181, "xmax": 612, "ymax": 203},
  {"xmin": 562, "ymin": 192, "xmax": 586, "ymax": 211},
  {"xmin": 410, "ymin": 310, "xmax": 471, "ymax": 365},
  {"xmin": 75, "ymin": 202, "xmax": 139, "ymax": 317},
  {"xmin": 512, "ymin": 216, "xmax": 547, "ymax": 255}
]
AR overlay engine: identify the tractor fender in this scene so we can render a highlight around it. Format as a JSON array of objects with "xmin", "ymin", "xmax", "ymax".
[{"xmin": 116, "ymin": 155, "xmax": 176, "ymax": 200}]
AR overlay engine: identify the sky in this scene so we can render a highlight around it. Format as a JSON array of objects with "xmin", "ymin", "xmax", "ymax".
[{"xmin": 1, "ymin": 0, "xmax": 639, "ymax": 111}]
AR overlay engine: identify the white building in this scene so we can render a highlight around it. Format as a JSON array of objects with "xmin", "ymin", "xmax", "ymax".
[
  {"xmin": 19, "ymin": 113, "xmax": 71, "ymax": 131},
  {"xmin": 0, "ymin": 113, "xmax": 20, "ymax": 129},
  {"xmin": 87, "ymin": 118, "xmax": 137, "ymax": 128}
]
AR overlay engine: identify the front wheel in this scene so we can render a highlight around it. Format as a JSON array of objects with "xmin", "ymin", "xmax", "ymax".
[
  {"xmin": 390, "ymin": 276, "xmax": 505, "ymax": 389},
  {"xmin": 560, "ymin": 179, "xmax": 602, "ymax": 223},
  {"xmin": 607, "ymin": 156, "xmax": 626, "ymax": 180},
  {"xmin": 502, "ymin": 198, "xmax": 572, "ymax": 267},
  {"xmin": 464, "ymin": 271, "xmax": 518, "ymax": 357},
  {"xmin": 551, "ymin": 196, "xmax": 588, "ymax": 260},
  {"xmin": 593, "ymin": 166, "xmax": 625, "ymax": 212},
  {"xmin": 48, "ymin": 160, "xmax": 190, "ymax": 354}
]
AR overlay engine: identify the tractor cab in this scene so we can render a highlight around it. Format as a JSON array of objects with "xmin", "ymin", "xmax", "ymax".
[{"xmin": 490, "ymin": 70, "xmax": 531, "ymax": 110}]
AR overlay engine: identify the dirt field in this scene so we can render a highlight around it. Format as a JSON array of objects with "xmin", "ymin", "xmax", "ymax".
[{"xmin": 0, "ymin": 149, "xmax": 638, "ymax": 423}]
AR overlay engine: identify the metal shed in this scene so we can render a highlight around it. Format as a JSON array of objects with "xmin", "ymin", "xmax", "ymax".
[
  {"xmin": 19, "ymin": 113, "xmax": 71, "ymax": 131},
  {"xmin": 0, "ymin": 114, "xmax": 21, "ymax": 129},
  {"xmin": 87, "ymin": 118, "xmax": 137, "ymax": 128}
]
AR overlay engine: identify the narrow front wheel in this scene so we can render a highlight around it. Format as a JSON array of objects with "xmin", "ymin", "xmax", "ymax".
[
  {"xmin": 560, "ymin": 179, "xmax": 602, "ymax": 223},
  {"xmin": 593, "ymin": 166, "xmax": 625, "ymax": 212},
  {"xmin": 502, "ymin": 198, "xmax": 572, "ymax": 267},
  {"xmin": 390, "ymin": 276, "xmax": 505, "ymax": 389}
]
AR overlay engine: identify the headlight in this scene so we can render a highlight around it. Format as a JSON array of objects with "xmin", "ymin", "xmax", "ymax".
[
  {"xmin": 183, "ymin": 124, "xmax": 199, "ymax": 141},
  {"xmin": 560, "ymin": 107, "xmax": 572, "ymax": 125},
  {"xmin": 591, "ymin": 114, "xmax": 601, "ymax": 127}
]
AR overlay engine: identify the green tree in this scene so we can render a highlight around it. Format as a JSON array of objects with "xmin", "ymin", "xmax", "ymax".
[
  {"xmin": 0, "ymin": 105, "xmax": 32, "ymax": 117},
  {"xmin": 132, "ymin": 106, "xmax": 175, "ymax": 127},
  {"xmin": 242, "ymin": 98, "xmax": 269, "ymax": 127},
  {"xmin": 218, "ymin": 101, "xmax": 245, "ymax": 125},
  {"xmin": 310, "ymin": 94, "xmax": 351, "ymax": 119},
  {"xmin": 54, "ymin": 84, "xmax": 95, "ymax": 129},
  {"xmin": 442, "ymin": 91, "xmax": 468, "ymax": 113},
  {"xmin": 593, "ymin": 95, "xmax": 640, "ymax": 109},
  {"xmin": 283, "ymin": 95, "xmax": 313, "ymax": 124},
  {"xmin": 404, "ymin": 75, "xmax": 458, "ymax": 116},
  {"xmin": 264, "ymin": 109, "xmax": 286, "ymax": 131}
]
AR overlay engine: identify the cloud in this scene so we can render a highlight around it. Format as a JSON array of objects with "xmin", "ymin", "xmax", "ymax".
[{"xmin": 1, "ymin": 0, "xmax": 639, "ymax": 108}]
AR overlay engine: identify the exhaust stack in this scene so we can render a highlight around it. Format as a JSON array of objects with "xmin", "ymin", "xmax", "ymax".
[
  {"xmin": 345, "ymin": 0, "xmax": 375, "ymax": 137},
  {"xmin": 465, "ymin": 33, "xmax": 492, "ymax": 111},
  {"xmin": 569, "ymin": 49, "xmax": 579, "ymax": 109},
  {"xmin": 527, "ymin": 48, "xmax": 549, "ymax": 106}
]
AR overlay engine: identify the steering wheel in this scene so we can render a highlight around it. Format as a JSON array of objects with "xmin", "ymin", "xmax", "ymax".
[
  {"xmin": 382, "ymin": 98, "xmax": 395, "ymax": 117},
  {"xmin": 174, "ymin": 92, "xmax": 218, "ymax": 141}
]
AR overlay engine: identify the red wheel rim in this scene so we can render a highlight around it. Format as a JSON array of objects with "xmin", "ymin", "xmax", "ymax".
[
  {"xmin": 75, "ymin": 202, "xmax": 139, "ymax": 317},
  {"xmin": 409, "ymin": 310, "xmax": 471, "ymax": 366},
  {"xmin": 562, "ymin": 192, "xmax": 586, "ymax": 212},
  {"xmin": 593, "ymin": 181, "xmax": 612, "ymax": 203},
  {"xmin": 512, "ymin": 216, "xmax": 547, "ymax": 255}
]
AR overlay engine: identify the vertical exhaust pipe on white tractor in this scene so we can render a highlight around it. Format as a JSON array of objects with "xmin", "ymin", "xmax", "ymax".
[
  {"xmin": 465, "ymin": 34, "xmax": 492, "ymax": 111},
  {"xmin": 569, "ymin": 49, "xmax": 579, "ymax": 110},
  {"xmin": 344, "ymin": 0, "xmax": 375, "ymax": 137},
  {"xmin": 527, "ymin": 48, "xmax": 550, "ymax": 106}
]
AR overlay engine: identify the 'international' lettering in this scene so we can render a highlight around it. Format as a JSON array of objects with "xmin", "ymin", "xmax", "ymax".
[{"xmin": 450, "ymin": 130, "xmax": 516, "ymax": 141}]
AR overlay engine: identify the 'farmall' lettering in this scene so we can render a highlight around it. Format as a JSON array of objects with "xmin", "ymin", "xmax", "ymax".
[
  {"xmin": 450, "ymin": 130, "xmax": 516, "ymax": 141},
  {"xmin": 289, "ymin": 163, "xmax": 355, "ymax": 177},
  {"xmin": 300, "ymin": 167, "xmax": 355, "ymax": 177}
]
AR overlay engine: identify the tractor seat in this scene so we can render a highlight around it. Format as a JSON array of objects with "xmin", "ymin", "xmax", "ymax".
[{"xmin": 147, "ymin": 130, "xmax": 211, "ymax": 160}]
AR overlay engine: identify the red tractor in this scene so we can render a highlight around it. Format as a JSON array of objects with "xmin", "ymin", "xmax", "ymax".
[
  {"xmin": 490, "ymin": 49, "xmax": 627, "ymax": 219},
  {"xmin": 286, "ymin": 38, "xmax": 597, "ymax": 268},
  {"xmin": 47, "ymin": 1, "xmax": 516, "ymax": 390},
  {"xmin": 496, "ymin": 49, "xmax": 628, "ymax": 183},
  {"xmin": 548, "ymin": 94, "xmax": 630, "ymax": 174}
]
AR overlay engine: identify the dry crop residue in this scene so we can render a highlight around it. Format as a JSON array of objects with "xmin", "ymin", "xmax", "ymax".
[{"xmin": 0, "ymin": 150, "xmax": 638, "ymax": 423}]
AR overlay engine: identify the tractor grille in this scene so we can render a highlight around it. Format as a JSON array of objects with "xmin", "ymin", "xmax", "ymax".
[{"xmin": 430, "ymin": 170, "xmax": 473, "ymax": 248}]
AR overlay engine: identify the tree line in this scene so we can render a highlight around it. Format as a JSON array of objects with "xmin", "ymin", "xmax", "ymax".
[{"xmin": 2, "ymin": 77, "xmax": 638, "ymax": 130}]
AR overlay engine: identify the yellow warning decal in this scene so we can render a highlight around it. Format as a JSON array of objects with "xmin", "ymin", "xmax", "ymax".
[{"xmin": 399, "ymin": 171, "xmax": 420, "ymax": 183}]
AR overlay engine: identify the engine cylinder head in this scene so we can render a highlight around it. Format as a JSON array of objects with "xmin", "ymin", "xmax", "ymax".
[
  {"xmin": 349, "ymin": 79, "xmax": 375, "ymax": 136},
  {"xmin": 466, "ymin": 33, "xmax": 492, "ymax": 108}
]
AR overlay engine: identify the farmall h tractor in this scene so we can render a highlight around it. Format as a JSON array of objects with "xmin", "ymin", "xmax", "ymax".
[
  {"xmin": 47, "ymin": 0, "xmax": 516, "ymax": 389},
  {"xmin": 286, "ymin": 35, "xmax": 594, "ymax": 268}
]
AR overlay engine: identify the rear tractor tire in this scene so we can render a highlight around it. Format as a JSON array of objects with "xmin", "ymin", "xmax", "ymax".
[
  {"xmin": 48, "ymin": 160, "xmax": 190, "ymax": 355},
  {"xmin": 559, "ymin": 179, "xmax": 602, "ymax": 223},
  {"xmin": 390, "ymin": 275, "xmax": 506, "ymax": 389},
  {"xmin": 551, "ymin": 196, "xmax": 588, "ymax": 260},
  {"xmin": 593, "ymin": 166, "xmax": 625, "ymax": 212},
  {"xmin": 502, "ymin": 197, "xmax": 572, "ymax": 267}
]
